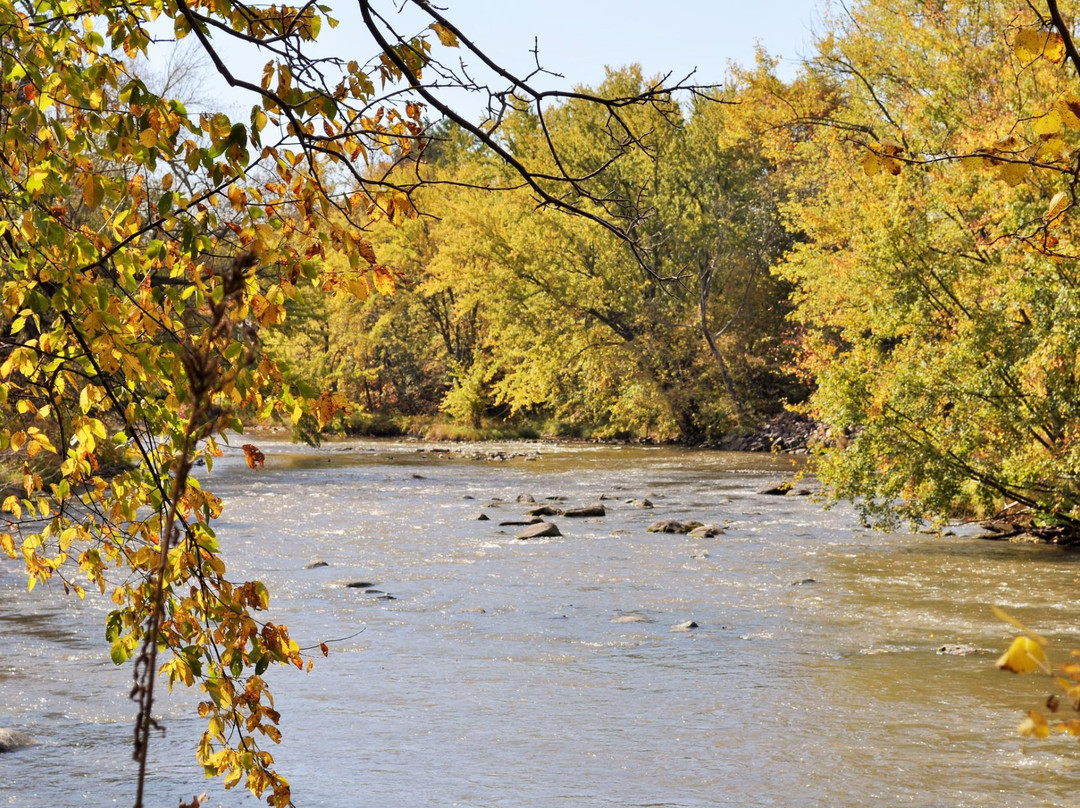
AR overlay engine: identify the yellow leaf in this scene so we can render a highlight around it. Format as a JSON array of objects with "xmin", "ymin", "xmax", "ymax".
[
  {"xmin": 861, "ymin": 151, "xmax": 881, "ymax": 176},
  {"xmin": 82, "ymin": 175, "xmax": 103, "ymax": 209},
  {"xmin": 1015, "ymin": 28, "xmax": 1041, "ymax": 61},
  {"xmin": 998, "ymin": 161, "xmax": 1028, "ymax": 186},
  {"xmin": 1019, "ymin": 710, "xmax": 1051, "ymax": 738},
  {"xmin": 997, "ymin": 635, "xmax": 1048, "ymax": 674},
  {"xmin": 59, "ymin": 526, "xmax": 77, "ymax": 551},
  {"xmin": 1055, "ymin": 95, "xmax": 1080, "ymax": 127},
  {"xmin": 139, "ymin": 128, "xmax": 157, "ymax": 148},
  {"xmin": 1047, "ymin": 191, "xmax": 1070, "ymax": 221},
  {"xmin": 1034, "ymin": 110, "xmax": 1063, "ymax": 137},
  {"xmin": 1014, "ymin": 28, "xmax": 1063, "ymax": 63},
  {"xmin": 209, "ymin": 113, "xmax": 232, "ymax": 143},
  {"xmin": 227, "ymin": 185, "xmax": 245, "ymax": 210},
  {"xmin": 2, "ymin": 495, "xmax": 21, "ymax": 519},
  {"xmin": 1044, "ymin": 33, "xmax": 1066, "ymax": 63},
  {"xmin": 961, "ymin": 155, "xmax": 983, "ymax": 172},
  {"xmin": 1035, "ymin": 135, "xmax": 1067, "ymax": 162},
  {"xmin": 430, "ymin": 22, "xmax": 459, "ymax": 48},
  {"xmin": 372, "ymin": 266, "xmax": 396, "ymax": 295}
]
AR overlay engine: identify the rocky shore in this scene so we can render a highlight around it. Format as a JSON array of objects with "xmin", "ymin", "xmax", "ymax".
[{"xmin": 711, "ymin": 411, "xmax": 825, "ymax": 454}]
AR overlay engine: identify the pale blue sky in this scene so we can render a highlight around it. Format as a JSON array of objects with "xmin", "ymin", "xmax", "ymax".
[
  {"xmin": 169, "ymin": 1, "xmax": 825, "ymax": 120},
  {"xmin": 329, "ymin": 1, "xmax": 823, "ymax": 90}
]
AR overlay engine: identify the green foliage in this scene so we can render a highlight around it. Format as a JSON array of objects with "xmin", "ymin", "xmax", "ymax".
[
  {"xmin": 761, "ymin": 0, "xmax": 1080, "ymax": 531},
  {"xmin": 271, "ymin": 68, "xmax": 799, "ymax": 443}
]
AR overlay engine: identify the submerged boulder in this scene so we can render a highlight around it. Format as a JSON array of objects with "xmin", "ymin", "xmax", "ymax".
[
  {"xmin": 936, "ymin": 643, "xmax": 993, "ymax": 656},
  {"xmin": 688, "ymin": 525, "xmax": 724, "ymax": 538},
  {"xmin": 670, "ymin": 620, "xmax": 699, "ymax": 632},
  {"xmin": 303, "ymin": 559, "xmax": 329, "ymax": 569},
  {"xmin": 0, "ymin": 729, "xmax": 34, "ymax": 752}
]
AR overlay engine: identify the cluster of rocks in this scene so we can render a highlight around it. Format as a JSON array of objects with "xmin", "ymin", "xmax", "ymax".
[
  {"xmin": 974, "ymin": 516, "xmax": 1080, "ymax": 545},
  {"xmin": 757, "ymin": 481, "xmax": 813, "ymax": 497},
  {"xmin": 712, "ymin": 411, "xmax": 828, "ymax": 454},
  {"xmin": 471, "ymin": 490, "xmax": 734, "ymax": 544},
  {"xmin": 413, "ymin": 447, "xmax": 542, "ymax": 462},
  {"xmin": 301, "ymin": 561, "xmax": 398, "ymax": 600},
  {"xmin": 645, "ymin": 519, "xmax": 724, "ymax": 538}
]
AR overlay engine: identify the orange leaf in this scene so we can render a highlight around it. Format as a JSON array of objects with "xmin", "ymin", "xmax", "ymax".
[{"xmin": 242, "ymin": 444, "xmax": 265, "ymax": 470}]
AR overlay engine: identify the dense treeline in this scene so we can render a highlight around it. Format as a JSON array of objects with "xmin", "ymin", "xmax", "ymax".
[{"xmin": 267, "ymin": 67, "xmax": 802, "ymax": 443}]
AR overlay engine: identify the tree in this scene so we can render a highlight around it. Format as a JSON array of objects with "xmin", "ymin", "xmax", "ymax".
[
  {"xmin": 0, "ymin": 2, "xmax": 705, "ymax": 805},
  {"xmin": 270, "ymin": 68, "xmax": 800, "ymax": 443},
  {"xmin": 763, "ymin": 0, "xmax": 1080, "ymax": 534}
]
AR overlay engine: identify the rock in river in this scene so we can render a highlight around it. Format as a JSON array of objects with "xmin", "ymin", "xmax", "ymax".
[
  {"xmin": 936, "ymin": 643, "xmax": 993, "ymax": 656},
  {"xmin": 646, "ymin": 519, "xmax": 704, "ymax": 534},
  {"xmin": 0, "ymin": 729, "xmax": 34, "ymax": 752},
  {"xmin": 304, "ymin": 559, "xmax": 329, "ymax": 569},
  {"xmin": 670, "ymin": 620, "xmax": 699, "ymax": 632},
  {"xmin": 526, "ymin": 505, "xmax": 563, "ymax": 517},
  {"xmin": 688, "ymin": 525, "xmax": 724, "ymax": 538},
  {"xmin": 515, "ymin": 521, "xmax": 562, "ymax": 540},
  {"xmin": 563, "ymin": 504, "xmax": 605, "ymax": 518}
]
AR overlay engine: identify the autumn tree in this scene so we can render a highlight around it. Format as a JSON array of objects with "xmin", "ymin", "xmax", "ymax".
[
  {"xmin": 271, "ymin": 68, "xmax": 800, "ymax": 442},
  {"xmin": 0, "ymin": 2, "xmax": 706, "ymax": 805},
  {"xmin": 762, "ymin": 0, "xmax": 1080, "ymax": 533}
]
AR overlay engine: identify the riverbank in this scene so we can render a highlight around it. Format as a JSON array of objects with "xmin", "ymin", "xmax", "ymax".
[{"xmin": 248, "ymin": 410, "xmax": 824, "ymax": 456}]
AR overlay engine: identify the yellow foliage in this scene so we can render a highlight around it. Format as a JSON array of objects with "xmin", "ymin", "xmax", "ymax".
[
  {"xmin": 1013, "ymin": 27, "xmax": 1065, "ymax": 64},
  {"xmin": 1018, "ymin": 710, "xmax": 1051, "ymax": 738},
  {"xmin": 1046, "ymin": 191, "xmax": 1070, "ymax": 221},
  {"xmin": 997, "ymin": 160, "xmax": 1028, "ymax": 186},
  {"xmin": 997, "ymin": 636, "xmax": 1048, "ymax": 674}
]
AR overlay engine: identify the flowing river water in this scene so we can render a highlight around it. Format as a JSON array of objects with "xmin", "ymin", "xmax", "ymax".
[{"xmin": 3, "ymin": 439, "xmax": 1080, "ymax": 806}]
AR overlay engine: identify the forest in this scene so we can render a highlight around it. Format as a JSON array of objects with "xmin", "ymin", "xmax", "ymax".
[{"xmin": 2, "ymin": 0, "xmax": 1080, "ymax": 804}]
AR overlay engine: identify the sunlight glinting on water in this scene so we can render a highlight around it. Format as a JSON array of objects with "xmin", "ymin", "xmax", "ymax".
[{"xmin": 3, "ymin": 439, "xmax": 1080, "ymax": 806}]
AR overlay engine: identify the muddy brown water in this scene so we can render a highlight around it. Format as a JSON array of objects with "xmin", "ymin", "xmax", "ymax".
[{"xmin": 2, "ymin": 439, "xmax": 1079, "ymax": 806}]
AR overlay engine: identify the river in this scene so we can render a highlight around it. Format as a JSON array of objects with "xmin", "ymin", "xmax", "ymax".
[{"xmin": 2, "ymin": 439, "xmax": 1080, "ymax": 806}]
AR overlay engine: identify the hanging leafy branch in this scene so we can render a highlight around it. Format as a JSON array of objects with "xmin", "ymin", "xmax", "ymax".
[
  {"xmin": 757, "ymin": 0, "xmax": 1080, "ymax": 535},
  {"xmin": 0, "ymin": 1, "xmax": 715, "ymax": 806}
]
